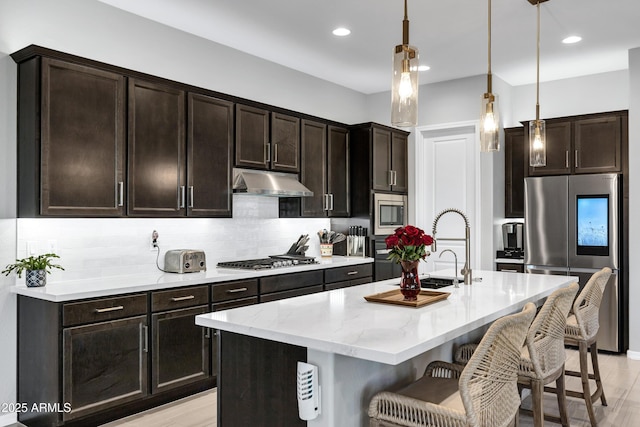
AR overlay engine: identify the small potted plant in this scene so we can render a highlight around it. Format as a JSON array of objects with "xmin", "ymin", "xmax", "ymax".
[{"xmin": 2, "ymin": 253, "xmax": 64, "ymax": 287}]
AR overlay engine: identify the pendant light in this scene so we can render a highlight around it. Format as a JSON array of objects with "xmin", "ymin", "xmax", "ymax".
[
  {"xmin": 480, "ymin": 0, "xmax": 500, "ymax": 152},
  {"xmin": 529, "ymin": 0, "xmax": 546, "ymax": 167},
  {"xmin": 391, "ymin": 0, "xmax": 419, "ymax": 127}
]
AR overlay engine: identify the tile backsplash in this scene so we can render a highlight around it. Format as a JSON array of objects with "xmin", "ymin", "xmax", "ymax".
[{"xmin": 16, "ymin": 196, "xmax": 330, "ymax": 281}]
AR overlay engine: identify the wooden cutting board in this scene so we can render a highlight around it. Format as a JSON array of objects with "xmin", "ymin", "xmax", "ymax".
[{"xmin": 364, "ymin": 289, "xmax": 450, "ymax": 308}]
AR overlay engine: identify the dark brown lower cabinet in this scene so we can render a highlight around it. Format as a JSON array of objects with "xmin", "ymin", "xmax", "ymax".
[
  {"xmin": 63, "ymin": 316, "xmax": 149, "ymax": 421},
  {"xmin": 151, "ymin": 305, "xmax": 210, "ymax": 393},
  {"xmin": 495, "ymin": 262, "xmax": 525, "ymax": 273}
]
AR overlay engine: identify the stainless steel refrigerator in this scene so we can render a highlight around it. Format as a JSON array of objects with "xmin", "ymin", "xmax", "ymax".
[{"xmin": 525, "ymin": 173, "xmax": 622, "ymax": 352}]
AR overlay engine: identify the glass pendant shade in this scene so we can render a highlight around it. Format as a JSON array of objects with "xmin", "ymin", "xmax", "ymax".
[
  {"xmin": 391, "ymin": 44, "xmax": 419, "ymax": 127},
  {"xmin": 480, "ymin": 93, "xmax": 500, "ymax": 151},
  {"xmin": 529, "ymin": 119, "xmax": 547, "ymax": 166}
]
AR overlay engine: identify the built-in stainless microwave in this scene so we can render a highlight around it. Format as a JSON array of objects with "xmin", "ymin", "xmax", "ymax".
[{"xmin": 373, "ymin": 193, "xmax": 407, "ymax": 236}]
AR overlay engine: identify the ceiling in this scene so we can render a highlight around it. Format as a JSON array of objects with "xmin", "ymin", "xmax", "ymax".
[{"xmin": 97, "ymin": 0, "xmax": 640, "ymax": 94}]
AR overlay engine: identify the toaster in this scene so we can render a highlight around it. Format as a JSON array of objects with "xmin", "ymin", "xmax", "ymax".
[{"xmin": 164, "ymin": 250, "xmax": 206, "ymax": 273}]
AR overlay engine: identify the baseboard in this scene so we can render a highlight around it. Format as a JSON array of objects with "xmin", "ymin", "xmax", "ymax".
[
  {"xmin": 0, "ymin": 411, "xmax": 18, "ymax": 426},
  {"xmin": 627, "ymin": 350, "xmax": 640, "ymax": 360}
]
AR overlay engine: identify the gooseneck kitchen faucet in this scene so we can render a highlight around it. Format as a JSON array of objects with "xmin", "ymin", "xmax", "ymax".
[{"xmin": 431, "ymin": 208, "xmax": 472, "ymax": 285}]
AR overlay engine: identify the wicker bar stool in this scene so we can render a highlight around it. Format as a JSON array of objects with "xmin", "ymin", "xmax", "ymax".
[
  {"xmin": 517, "ymin": 282, "xmax": 578, "ymax": 427},
  {"xmin": 557, "ymin": 267, "xmax": 612, "ymax": 427},
  {"xmin": 368, "ymin": 303, "xmax": 536, "ymax": 427}
]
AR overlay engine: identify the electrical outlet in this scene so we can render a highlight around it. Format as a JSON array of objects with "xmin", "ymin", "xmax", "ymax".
[
  {"xmin": 150, "ymin": 230, "xmax": 159, "ymax": 251},
  {"xmin": 27, "ymin": 241, "xmax": 37, "ymax": 255},
  {"xmin": 47, "ymin": 240, "xmax": 58, "ymax": 253}
]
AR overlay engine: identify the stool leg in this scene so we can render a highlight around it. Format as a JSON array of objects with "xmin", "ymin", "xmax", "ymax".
[
  {"xmin": 590, "ymin": 341, "xmax": 607, "ymax": 406},
  {"xmin": 531, "ymin": 379, "xmax": 544, "ymax": 427},
  {"xmin": 579, "ymin": 341, "xmax": 598, "ymax": 426},
  {"xmin": 555, "ymin": 367, "xmax": 570, "ymax": 427}
]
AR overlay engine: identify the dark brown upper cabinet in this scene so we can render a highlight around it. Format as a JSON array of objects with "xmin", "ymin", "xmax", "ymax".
[
  {"xmin": 527, "ymin": 111, "xmax": 625, "ymax": 177},
  {"xmin": 300, "ymin": 119, "xmax": 327, "ymax": 217},
  {"xmin": 235, "ymin": 105, "xmax": 300, "ymax": 172},
  {"xmin": 504, "ymin": 127, "xmax": 525, "ymax": 218},
  {"xmin": 300, "ymin": 121, "xmax": 350, "ymax": 218},
  {"xmin": 235, "ymin": 104, "xmax": 270, "ymax": 169},
  {"xmin": 16, "ymin": 57, "xmax": 126, "ymax": 217},
  {"xmin": 271, "ymin": 112, "xmax": 300, "ymax": 173},
  {"xmin": 128, "ymin": 78, "xmax": 186, "ymax": 216},
  {"xmin": 187, "ymin": 93, "xmax": 234, "ymax": 217},
  {"xmin": 327, "ymin": 125, "xmax": 350, "ymax": 217},
  {"xmin": 372, "ymin": 126, "xmax": 408, "ymax": 193}
]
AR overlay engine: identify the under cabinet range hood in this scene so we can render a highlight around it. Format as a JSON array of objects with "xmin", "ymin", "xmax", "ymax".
[{"xmin": 232, "ymin": 169, "xmax": 313, "ymax": 197}]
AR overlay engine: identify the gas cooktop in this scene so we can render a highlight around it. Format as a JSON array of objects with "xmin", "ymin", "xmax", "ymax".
[{"xmin": 217, "ymin": 255, "xmax": 318, "ymax": 270}]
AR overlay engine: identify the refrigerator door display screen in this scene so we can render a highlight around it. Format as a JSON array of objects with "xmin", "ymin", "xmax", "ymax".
[{"xmin": 576, "ymin": 195, "xmax": 609, "ymax": 256}]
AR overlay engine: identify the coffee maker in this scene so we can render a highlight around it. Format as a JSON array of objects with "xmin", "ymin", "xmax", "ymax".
[{"xmin": 498, "ymin": 222, "xmax": 524, "ymax": 258}]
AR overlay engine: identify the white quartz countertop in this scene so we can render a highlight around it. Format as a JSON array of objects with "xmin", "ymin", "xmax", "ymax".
[
  {"xmin": 10, "ymin": 256, "xmax": 373, "ymax": 302},
  {"xmin": 196, "ymin": 270, "xmax": 577, "ymax": 365}
]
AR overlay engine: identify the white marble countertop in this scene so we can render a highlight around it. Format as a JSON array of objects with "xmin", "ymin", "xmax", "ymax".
[
  {"xmin": 196, "ymin": 270, "xmax": 577, "ymax": 365},
  {"xmin": 10, "ymin": 256, "xmax": 373, "ymax": 302}
]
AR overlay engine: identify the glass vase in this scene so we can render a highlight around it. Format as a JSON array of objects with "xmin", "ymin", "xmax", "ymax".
[{"xmin": 399, "ymin": 260, "xmax": 421, "ymax": 301}]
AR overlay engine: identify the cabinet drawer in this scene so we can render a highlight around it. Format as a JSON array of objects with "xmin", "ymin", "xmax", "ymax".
[
  {"xmin": 496, "ymin": 263, "xmax": 524, "ymax": 273},
  {"xmin": 260, "ymin": 270, "xmax": 323, "ymax": 294},
  {"xmin": 212, "ymin": 279, "xmax": 258, "ymax": 303},
  {"xmin": 63, "ymin": 294, "xmax": 148, "ymax": 327},
  {"xmin": 260, "ymin": 284, "xmax": 324, "ymax": 303},
  {"xmin": 324, "ymin": 264, "xmax": 373, "ymax": 284},
  {"xmin": 213, "ymin": 296, "xmax": 259, "ymax": 312},
  {"xmin": 152, "ymin": 285, "xmax": 209, "ymax": 312}
]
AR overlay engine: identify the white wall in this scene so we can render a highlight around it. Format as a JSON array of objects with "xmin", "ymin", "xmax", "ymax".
[{"xmin": 628, "ymin": 48, "xmax": 640, "ymax": 357}]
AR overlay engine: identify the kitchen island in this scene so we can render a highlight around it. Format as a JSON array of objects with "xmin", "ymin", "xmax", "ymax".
[{"xmin": 195, "ymin": 270, "xmax": 577, "ymax": 427}]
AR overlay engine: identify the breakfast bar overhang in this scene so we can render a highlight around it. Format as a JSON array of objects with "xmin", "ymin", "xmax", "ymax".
[{"xmin": 196, "ymin": 270, "xmax": 576, "ymax": 427}]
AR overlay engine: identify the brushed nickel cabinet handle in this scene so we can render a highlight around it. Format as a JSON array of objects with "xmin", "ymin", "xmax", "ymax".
[
  {"xmin": 329, "ymin": 193, "xmax": 334, "ymax": 211},
  {"xmin": 274, "ymin": 143, "xmax": 278, "ymax": 163},
  {"xmin": 94, "ymin": 305, "xmax": 124, "ymax": 313},
  {"xmin": 388, "ymin": 170, "xmax": 393, "ymax": 186},
  {"xmin": 226, "ymin": 287, "xmax": 248, "ymax": 294},
  {"xmin": 189, "ymin": 186, "xmax": 194, "ymax": 208},
  {"xmin": 565, "ymin": 151, "xmax": 569, "ymax": 168},
  {"xmin": 171, "ymin": 295, "xmax": 195, "ymax": 302},
  {"xmin": 204, "ymin": 328, "xmax": 211, "ymax": 339},
  {"xmin": 179, "ymin": 186, "xmax": 186, "ymax": 208},
  {"xmin": 117, "ymin": 181, "xmax": 124, "ymax": 207},
  {"xmin": 501, "ymin": 269, "xmax": 519, "ymax": 272},
  {"xmin": 323, "ymin": 194, "xmax": 329, "ymax": 211},
  {"xmin": 347, "ymin": 271, "xmax": 359, "ymax": 276},
  {"xmin": 265, "ymin": 143, "xmax": 271, "ymax": 163},
  {"xmin": 141, "ymin": 324, "xmax": 148, "ymax": 353},
  {"xmin": 575, "ymin": 149, "xmax": 579, "ymax": 168}
]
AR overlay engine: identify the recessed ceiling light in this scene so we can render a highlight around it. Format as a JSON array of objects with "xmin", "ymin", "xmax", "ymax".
[
  {"xmin": 332, "ymin": 27, "xmax": 351, "ymax": 37},
  {"xmin": 562, "ymin": 35, "xmax": 582, "ymax": 44}
]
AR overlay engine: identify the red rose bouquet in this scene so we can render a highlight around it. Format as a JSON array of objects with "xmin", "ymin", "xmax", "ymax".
[{"xmin": 385, "ymin": 225, "xmax": 434, "ymax": 264}]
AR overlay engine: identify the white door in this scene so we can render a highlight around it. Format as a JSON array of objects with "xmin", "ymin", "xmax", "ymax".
[{"xmin": 412, "ymin": 122, "xmax": 481, "ymax": 276}]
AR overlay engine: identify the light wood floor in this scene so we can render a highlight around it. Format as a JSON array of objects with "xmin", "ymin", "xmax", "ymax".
[{"xmin": 99, "ymin": 349, "xmax": 640, "ymax": 427}]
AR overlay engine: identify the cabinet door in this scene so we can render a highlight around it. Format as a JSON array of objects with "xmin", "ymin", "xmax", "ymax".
[
  {"xmin": 152, "ymin": 305, "xmax": 210, "ymax": 393},
  {"xmin": 300, "ymin": 119, "xmax": 327, "ymax": 217},
  {"xmin": 574, "ymin": 115, "xmax": 621, "ymax": 173},
  {"xmin": 128, "ymin": 79, "xmax": 186, "ymax": 216},
  {"xmin": 504, "ymin": 127, "xmax": 526, "ymax": 218},
  {"xmin": 372, "ymin": 128, "xmax": 392, "ymax": 191},
  {"xmin": 327, "ymin": 125, "xmax": 350, "ymax": 217},
  {"xmin": 63, "ymin": 315, "xmax": 148, "ymax": 421},
  {"xmin": 391, "ymin": 132, "xmax": 408, "ymax": 192},
  {"xmin": 41, "ymin": 58, "xmax": 125, "ymax": 216},
  {"xmin": 527, "ymin": 121, "xmax": 572, "ymax": 176},
  {"xmin": 271, "ymin": 113, "xmax": 300, "ymax": 172},
  {"xmin": 188, "ymin": 93, "xmax": 233, "ymax": 217},
  {"xmin": 496, "ymin": 263, "xmax": 524, "ymax": 273},
  {"xmin": 235, "ymin": 104, "xmax": 269, "ymax": 169}
]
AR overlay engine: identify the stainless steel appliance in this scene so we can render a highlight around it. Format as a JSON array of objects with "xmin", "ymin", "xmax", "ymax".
[
  {"xmin": 525, "ymin": 173, "xmax": 622, "ymax": 352},
  {"xmin": 373, "ymin": 192, "xmax": 407, "ymax": 236},
  {"xmin": 217, "ymin": 255, "xmax": 317, "ymax": 270},
  {"xmin": 164, "ymin": 250, "xmax": 206, "ymax": 273},
  {"xmin": 502, "ymin": 222, "xmax": 524, "ymax": 250}
]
